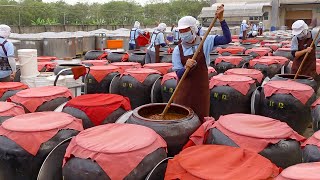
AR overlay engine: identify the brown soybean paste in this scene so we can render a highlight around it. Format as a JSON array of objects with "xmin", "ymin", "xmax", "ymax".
[{"xmin": 146, "ymin": 113, "xmax": 186, "ymax": 120}]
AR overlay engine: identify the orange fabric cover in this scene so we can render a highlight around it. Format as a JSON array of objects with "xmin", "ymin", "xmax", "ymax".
[
  {"xmin": 37, "ymin": 56, "xmax": 57, "ymax": 62},
  {"xmin": 82, "ymin": 60, "xmax": 108, "ymax": 66},
  {"xmin": 89, "ymin": 65, "xmax": 120, "ymax": 83},
  {"xmin": 111, "ymin": 62, "xmax": 141, "ymax": 73},
  {"xmin": 63, "ymin": 123, "xmax": 167, "ymax": 180},
  {"xmin": 65, "ymin": 94, "xmax": 131, "ymax": 126},
  {"xmin": 0, "ymin": 82, "xmax": 28, "ymax": 98},
  {"xmin": 275, "ymin": 162, "xmax": 320, "ymax": 180},
  {"xmin": 37, "ymin": 62, "xmax": 57, "ymax": 71},
  {"xmin": 302, "ymin": 130, "xmax": 320, "ymax": 148},
  {"xmin": 225, "ymin": 68, "xmax": 264, "ymax": 83},
  {"xmin": 215, "ymin": 56, "xmax": 243, "ymax": 66},
  {"xmin": 161, "ymin": 72, "xmax": 178, "ymax": 85},
  {"xmin": 187, "ymin": 114, "xmax": 305, "ymax": 152},
  {"xmin": 0, "ymin": 102, "xmax": 24, "ymax": 117},
  {"xmin": 165, "ymin": 145, "xmax": 279, "ymax": 180},
  {"xmin": 209, "ymin": 74, "xmax": 255, "ymax": 95},
  {"xmin": 71, "ymin": 66, "xmax": 87, "ymax": 80},
  {"xmin": 246, "ymin": 48, "xmax": 271, "ymax": 57},
  {"xmin": 250, "ymin": 58, "xmax": 281, "ymax": 67},
  {"xmin": 263, "ymin": 80, "xmax": 314, "ymax": 105},
  {"xmin": 0, "ymin": 112, "xmax": 83, "ymax": 155},
  {"xmin": 9, "ymin": 86, "xmax": 72, "ymax": 112},
  {"xmin": 260, "ymin": 56, "xmax": 289, "ymax": 66},
  {"xmin": 122, "ymin": 68, "xmax": 161, "ymax": 83},
  {"xmin": 143, "ymin": 63, "xmax": 173, "ymax": 75}
]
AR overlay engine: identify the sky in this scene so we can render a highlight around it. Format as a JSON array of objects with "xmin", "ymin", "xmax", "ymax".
[{"xmin": 42, "ymin": 0, "xmax": 170, "ymax": 6}]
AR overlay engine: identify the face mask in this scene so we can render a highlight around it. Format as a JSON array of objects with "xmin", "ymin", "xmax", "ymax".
[
  {"xmin": 297, "ymin": 29, "xmax": 308, "ymax": 39},
  {"xmin": 180, "ymin": 31, "xmax": 196, "ymax": 43}
]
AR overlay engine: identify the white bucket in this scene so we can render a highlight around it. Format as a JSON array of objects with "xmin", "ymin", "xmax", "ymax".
[
  {"xmin": 18, "ymin": 49, "xmax": 39, "ymax": 78},
  {"xmin": 46, "ymin": 75, "xmax": 66, "ymax": 86}
]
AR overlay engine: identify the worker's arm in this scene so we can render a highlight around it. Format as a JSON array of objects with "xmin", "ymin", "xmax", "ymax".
[
  {"xmin": 213, "ymin": 20, "xmax": 232, "ymax": 45},
  {"xmin": 172, "ymin": 46, "xmax": 185, "ymax": 79},
  {"xmin": 291, "ymin": 36, "xmax": 313, "ymax": 58},
  {"xmin": 6, "ymin": 42, "xmax": 16, "ymax": 73}
]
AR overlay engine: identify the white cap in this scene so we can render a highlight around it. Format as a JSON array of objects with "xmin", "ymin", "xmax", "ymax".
[
  {"xmin": 157, "ymin": 23, "xmax": 167, "ymax": 31},
  {"xmin": 292, "ymin": 20, "xmax": 308, "ymax": 35},
  {"xmin": 0, "ymin": 24, "xmax": 11, "ymax": 39},
  {"xmin": 177, "ymin": 16, "xmax": 197, "ymax": 30},
  {"xmin": 134, "ymin": 21, "xmax": 140, "ymax": 28},
  {"xmin": 252, "ymin": 31, "xmax": 258, "ymax": 36},
  {"xmin": 242, "ymin": 20, "xmax": 247, "ymax": 24}
]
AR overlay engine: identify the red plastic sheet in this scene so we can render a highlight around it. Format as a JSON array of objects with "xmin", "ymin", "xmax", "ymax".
[
  {"xmin": 245, "ymin": 47, "xmax": 271, "ymax": 57},
  {"xmin": 111, "ymin": 62, "xmax": 141, "ymax": 73},
  {"xmin": 218, "ymin": 46, "xmax": 244, "ymax": 55},
  {"xmin": 263, "ymin": 43, "xmax": 281, "ymax": 51},
  {"xmin": 225, "ymin": 68, "xmax": 263, "ymax": 83},
  {"xmin": 276, "ymin": 162, "xmax": 320, "ymax": 180},
  {"xmin": 0, "ymin": 102, "xmax": 24, "ymax": 117},
  {"xmin": 187, "ymin": 114, "xmax": 304, "ymax": 152},
  {"xmin": 89, "ymin": 65, "xmax": 120, "ymax": 83},
  {"xmin": 9, "ymin": 86, "xmax": 72, "ymax": 112},
  {"xmin": 122, "ymin": 68, "xmax": 161, "ymax": 83},
  {"xmin": 161, "ymin": 72, "xmax": 178, "ymax": 85},
  {"xmin": 242, "ymin": 38, "xmax": 260, "ymax": 44},
  {"xmin": 302, "ymin": 130, "xmax": 320, "ymax": 148},
  {"xmin": 137, "ymin": 32, "xmax": 150, "ymax": 47},
  {"xmin": 264, "ymin": 80, "xmax": 314, "ymax": 105},
  {"xmin": 37, "ymin": 56, "xmax": 57, "ymax": 62},
  {"xmin": 209, "ymin": 74, "xmax": 255, "ymax": 95},
  {"xmin": 260, "ymin": 56, "xmax": 289, "ymax": 66},
  {"xmin": 0, "ymin": 112, "xmax": 83, "ymax": 155},
  {"xmin": 250, "ymin": 58, "xmax": 281, "ymax": 67},
  {"xmin": 37, "ymin": 62, "xmax": 57, "ymax": 71},
  {"xmin": 215, "ymin": 56, "xmax": 243, "ymax": 66},
  {"xmin": 143, "ymin": 63, "xmax": 173, "ymax": 75},
  {"xmin": 63, "ymin": 123, "xmax": 167, "ymax": 180},
  {"xmin": 165, "ymin": 145, "xmax": 279, "ymax": 180},
  {"xmin": 261, "ymin": 40, "xmax": 278, "ymax": 46},
  {"xmin": 65, "ymin": 94, "xmax": 131, "ymax": 126},
  {"xmin": 82, "ymin": 60, "xmax": 108, "ymax": 66},
  {"xmin": 0, "ymin": 82, "xmax": 28, "ymax": 98},
  {"xmin": 207, "ymin": 66, "xmax": 216, "ymax": 74}
]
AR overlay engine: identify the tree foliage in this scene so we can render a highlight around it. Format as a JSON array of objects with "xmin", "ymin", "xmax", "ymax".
[{"xmin": 0, "ymin": 0, "xmax": 210, "ymax": 26}]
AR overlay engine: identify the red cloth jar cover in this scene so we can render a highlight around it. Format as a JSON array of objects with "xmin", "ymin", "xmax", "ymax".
[
  {"xmin": 302, "ymin": 130, "xmax": 320, "ymax": 148},
  {"xmin": 9, "ymin": 86, "xmax": 73, "ymax": 113},
  {"xmin": 209, "ymin": 74, "xmax": 255, "ymax": 95},
  {"xmin": 276, "ymin": 48, "xmax": 291, "ymax": 52},
  {"xmin": 64, "ymin": 94, "xmax": 131, "ymax": 126},
  {"xmin": 37, "ymin": 62, "xmax": 57, "ymax": 71},
  {"xmin": 283, "ymin": 44, "xmax": 291, "ymax": 48},
  {"xmin": 280, "ymin": 41, "xmax": 291, "ymax": 46},
  {"xmin": 0, "ymin": 112, "xmax": 83, "ymax": 155},
  {"xmin": 246, "ymin": 48, "xmax": 271, "ymax": 57},
  {"xmin": 263, "ymin": 43, "xmax": 281, "ymax": 51},
  {"xmin": 63, "ymin": 123, "xmax": 167, "ymax": 180},
  {"xmin": 0, "ymin": 102, "xmax": 24, "ymax": 117},
  {"xmin": 275, "ymin": 162, "xmax": 320, "ymax": 180},
  {"xmin": 165, "ymin": 145, "xmax": 279, "ymax": 180},
  {"xmin": 37, "ymin": 56, "xmax": 57, "ymax": 62},
  {"xmin": 161, "ymin": 72, "xmax": 178, "ymax": 85},
  {"xmin": 260, "ymin": 56, "xmax": 289, "ymax": 66},
  {"xmin": 225, "ymin": 68, "xmax": 264, "ymax": 83},
  {"xmin": 218, "ymin": 47, "xmax": 244, "ymax": 55},
  {"xmin": 82, "ymin": 60, "xmax": 108, "ymax": 66},
  {"xmin": 186, "ymin": 114, "xmax": 304, "ymax": 152},
  {"xmin": 122, "ymin": 68, "xmax": 161, "ymax": 83},
  {"xmin": 317, "ymin": 59, "xmax": 320, "ymax": 63},
  {"xmin": 0, "ymin": 82, "xmax": 28, "ymax": 97},
  {"xmin": 242, "ymin": 38, "xmax": 260, "ymax": 44},
  {"xmin": 89, "ymin": 65, "xmax": 121, "ymax": 83},
  {"xmin": 261, "ymin": 40, "xmax": 278, "ymax": 46},
  {"xmin": 143, "ymin": 63, "xmax": 173, "ymax": 75},
  {"xmin": 263, "ymin": 80, "xmax": 314, "ymax": 105},
  {"xmin": 207, "ymin": 66, "xmax": 216, "ymax": 74},
  {"xmin": 231, "ymin": 35, "xmax": 239, "ymax": 39},
  {"xmin": 110, "ymin": 62, "xmax": 141, "ymax": 73},
  {"xmin": 312, "ymin": 98, "xmax": 320, "ymax": 108},
  {"xmin": 214, "ymin": 56, "xmax": 243, "ymax": 66},
  {"xmin": 317, "ymin": 62, "xmax": 320, "ymax": 75},
  {"xmin": 250, "ymin": 58, "xmax": 281, "ymax": 67},
  {"xmin": 226, "ymin": 45, "xmax": 246, "ymax": 51}
]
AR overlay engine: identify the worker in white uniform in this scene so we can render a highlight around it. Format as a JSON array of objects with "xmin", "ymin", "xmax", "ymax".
[
  {"xmin": 145, "ymin": 23, "xmax": 168, "ymax": 63},
  {"xmin": 0, "ymin": 25, "xmax": 15, "ymax": 82}
]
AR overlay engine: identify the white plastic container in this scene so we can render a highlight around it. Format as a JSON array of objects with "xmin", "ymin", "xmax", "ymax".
[
  {"xmin": 46, "ymin": 75, "xmax": 66, "ymax": 86},
  {"xmin": 20, "ymin": 75, "xmax": 37, "ymax": 88},
  {"xmin": 18, "ymin": 49, "xmax": 39, "ymax": 78}
]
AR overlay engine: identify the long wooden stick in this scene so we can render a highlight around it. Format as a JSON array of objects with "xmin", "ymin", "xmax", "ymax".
[
  {"xmin": 294, "ymin": 28, "xmax": 320, "ymax": 79},
  {"xmin": 160, "ymin": 15, "xmax": 219, "ymax": 117}
]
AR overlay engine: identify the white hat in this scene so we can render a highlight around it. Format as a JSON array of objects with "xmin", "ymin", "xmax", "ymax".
[
  {"xmin": 0, "ymin": 24, "xmax": 11, "ymax": 39},
  {"xmin": 134, "ymin": 21, "xmax": 140, "ymax": 28},
  {"xmin": 292, "ymin": 20, "xmax": 308, "ymax": 36},
  {"xmin": 177, "ymin": 16, "xmax": 197, "ymax": 30},
  {"xmin": 242, "ymin": 20, "xmax": 247, "ymax": 24},
  {"xmin": 157, "ymin": 23, "xmax": 167, "ymax": 31},
  {"xmin": 252, "ymin": 31, "xmax": 258, "ymax": 36}
]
